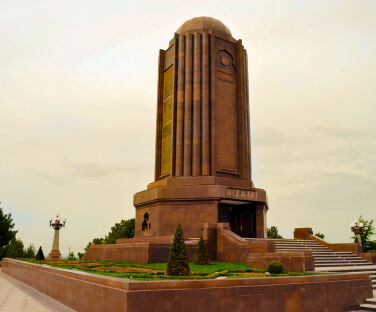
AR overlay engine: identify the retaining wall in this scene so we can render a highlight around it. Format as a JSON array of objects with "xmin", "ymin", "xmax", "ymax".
[{"xmin": 2, "ymin": 258, "xmax": 373, "ymax": 312}]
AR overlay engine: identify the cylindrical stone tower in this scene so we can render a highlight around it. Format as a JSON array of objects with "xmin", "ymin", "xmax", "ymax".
[{"xmin": 134, "ymin": 17, "xmax": 268, "ymax": 239}]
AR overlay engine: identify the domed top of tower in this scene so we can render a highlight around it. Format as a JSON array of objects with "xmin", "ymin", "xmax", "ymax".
[{"xmin": 176, "ymin": 16, "xmax": 232, "ymax": 37}]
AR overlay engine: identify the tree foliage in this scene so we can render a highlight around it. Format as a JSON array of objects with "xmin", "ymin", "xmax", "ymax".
[
  {"xmin": 36, "ymin": 246, "xmax": 45, "ymax": 260},
  {"xmin": 267, "ymin": 226, "xmax": 283, "ymax": 239},
  {"xmin": 5, "ymin": 237, "xmax": 25, "ymax": 258},
  {"xmin": 167, "ymin": 223, "xmax": 190, "ymax": 276},
  {"xmin": 24, "ymin": 244, "xmax": 36, "ymax": 258},
  {"xmin": 77, "ymin": 252, "xmax": 84, "ymax": 260},
  {"xmin": 68, "ymin": 251, "xmax": 76, "ymax": 260},
  {"xmin": 85, "ymin": 218, "xmax": 135, "ymax": 250},
  {"xmin": 193, "ymin": 231, "xmax": 210, "ymax": 265},
  {"xmin": 0, "ymin": 204, "xmax": 17, "ymax": 248},
  {"xmin": 352, "ymin": 216, "xmax": 376, "ymax": 252}
]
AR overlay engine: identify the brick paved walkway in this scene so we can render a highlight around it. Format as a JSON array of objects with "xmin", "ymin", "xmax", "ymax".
[{"xmin": 0, "ymin": 269, "xmax": 75, "ymax": 312}]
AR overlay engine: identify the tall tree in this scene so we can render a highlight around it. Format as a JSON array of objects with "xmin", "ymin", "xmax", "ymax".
[
  {"xmin": 0, "ymin": 203, "xmax": 18, "ymax": 259},
  {"xmin": 0, "ymin": 203, "xmax": 17, "ymax": 248}
]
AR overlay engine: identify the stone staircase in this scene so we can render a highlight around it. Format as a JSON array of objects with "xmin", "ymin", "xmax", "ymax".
[{"xmin": 274, "ymin": 239, "xmax": 376, "ymax": 311}]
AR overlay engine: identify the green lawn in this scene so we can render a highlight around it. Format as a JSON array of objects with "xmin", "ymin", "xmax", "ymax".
[{"xmin": 21, "ymin": 259, "xmax": 320, "ymax": 281}]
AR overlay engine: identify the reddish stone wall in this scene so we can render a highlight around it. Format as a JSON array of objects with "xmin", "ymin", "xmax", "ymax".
[
  {"xmin": 216, "ymin": 223, "xmax": 274, "ymax": 262},
  {"xmin": 2, "ymin": 259, "xmax": 128, "ymax": 312},
  {"xmin": 2, "ymin": 258, "xmax": 373, "ymax": 312},
  {"xmin": 247, "ymin": 252, "xmax": 314, "ymax": 272},
  {"xmin": 83, "ymin": 241, "xmax": 198, "ymax": 263},
  {"xmin": 359, "ymin": 253, "xmax": 376, "ymax": 264}
]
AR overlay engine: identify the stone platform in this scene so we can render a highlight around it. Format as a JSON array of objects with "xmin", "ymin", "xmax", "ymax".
[
  {"xmin": 2, "ymin": 258, "xmax": 373, "ymax": 312},
  {"xmin": 83, "ymin": 223, "xmax": 314, "ymax": 272}
]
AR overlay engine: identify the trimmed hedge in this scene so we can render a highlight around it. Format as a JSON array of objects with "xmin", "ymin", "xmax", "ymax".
[{"xmin": 267, "ymin": 261, "xmax": 284, "ymax": 274}]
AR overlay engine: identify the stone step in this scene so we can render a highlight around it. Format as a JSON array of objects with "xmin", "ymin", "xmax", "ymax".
[
  {"xmin": 274, "ymin": 243, "xmax": 322, "ymax": 246},
  {"xmin": 313, "ymin": 252, "xmax": 354, "ymax": 255},
  {"xmin": 315, "ymin": 258, "xmax": 367, "ymax": 262},
  {"xmin": 314, "ymin": 257, "xmax": 361, "ymax": 260},
  {"xmin": 314, "ymin": 260, "xmax": 369, "ymax": 264},
  {"xmin": 358, "ymin": 303, "xmax": 376, "ymax": 311},
  {"xmin": 315, "ymin": 263, "xmax": 374, "ymax": 267},
  {"xmin": 367, "ymin": 299, "xmax": 376, "ymax": 304},
  {"xmin": 317, "ymin": 268, "xmax": 376, "ymax": 274},
  {"xmin": 274, "ymin": 240, "xmax": 320, "ymax": 243},
  {"xmin": 275, "ymin": 246, "xmax": 324, "ymax": 249},
  {"xmin": 277, "ymin": 249, "xmax": 329, "ymax": 252}
]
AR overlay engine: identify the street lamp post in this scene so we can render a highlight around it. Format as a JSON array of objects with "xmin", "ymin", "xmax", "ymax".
[
  {"xmin": 351, "ymin": 220, "xmax": 364, "ymax": 252},
  {"xmin": 49, "ymin": 213, "xmax": 66, "ymax": 259}
]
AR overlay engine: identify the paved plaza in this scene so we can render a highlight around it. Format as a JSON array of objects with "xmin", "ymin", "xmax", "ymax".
[{"xmin": 0, "ymin": 269, "xmax": 75, "ymax": 312}]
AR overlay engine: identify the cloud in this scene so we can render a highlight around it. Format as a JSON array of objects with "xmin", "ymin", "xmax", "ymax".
[
  {"xmin": 311, "ymin": 125, "xmax": 375, "ymax": 139},
  {"xmin": 253, "ymin": 126, "xmax": 288, "ymax": 146},
  {"xmin": 25, "ymin": 160, "xmax": 144, "ymax": 184}
]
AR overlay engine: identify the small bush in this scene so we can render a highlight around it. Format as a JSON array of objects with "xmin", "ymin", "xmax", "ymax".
[
  {"xmin": 193, "ymin": 231, "xmax": 210, "ymax": 265},
  {"xmin": 315, "ymin": 232, "xmax": 325, "ymax": 239},
  {"xmin": 68, "ymin": 251, "xmax": 76, "ymax": 260},
  {"xmin": 36, "ymin": 246, "xmax": 45, "ymax": 260},
  {"xmin": 167, "ymin": 223, "xmax": 190, "ymax": 276},
  {"xmin": 267, "ymin": 261, "xmax": 284, "ymax": 274}
]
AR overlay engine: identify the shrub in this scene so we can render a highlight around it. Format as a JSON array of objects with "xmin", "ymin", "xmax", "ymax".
[
  {"xmin": 77, "ymin": 252, "xmax": 84, "ymax": 259},
  {"xmin": 193, "ymin": 231, "xmax": 210, "ymax": 265},
  {"xmin": 315, "ymin": 232, "xmax": 325, "ymax": 239},
  {"xmin": 267, "ymin": 226, "xmax": 282, "ymax": 239},
  {"xmin": 167, "ymin": 223, "xmax": 190, "ymax": 276},
  {"xmin": 36, "ymin": 246, "xmax": 45, "ymax": 260},
  {"xmin": 267, "ymin": 261, "xmax": 284, "ymax": 274},
  {"xmin": 68, "ymin": 252, "xmax": 76, "ymax": 260}
]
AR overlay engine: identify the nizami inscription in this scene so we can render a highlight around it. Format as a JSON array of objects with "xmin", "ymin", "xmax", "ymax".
[{"xmin": 226, "ymin": 187, "xmax": 258, "ymax": 201}]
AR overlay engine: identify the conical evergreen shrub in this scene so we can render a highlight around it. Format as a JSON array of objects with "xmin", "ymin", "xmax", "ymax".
[
  {"xmin": 167, "ymin": 223, "xmax": 190, "ymax": 276},
  {"xmin": 193, "ymin": 231, "xmax": 210, "ymax": 265},
  {"xmin": 35, "ymin": 246, "xmax": 45, "ymax": 260}
]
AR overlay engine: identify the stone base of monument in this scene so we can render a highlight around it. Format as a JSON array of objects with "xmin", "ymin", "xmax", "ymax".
[
  {"xmin": 83, "ymin": 223, "xmax": 314, "ymax": 272},
  {"xmin": 1, "ymin": 258, "xmax": 372, "ymax": 312},
  {"xmin": 49, "ymin": 250, "xmax": 61, "ymax": 259}
]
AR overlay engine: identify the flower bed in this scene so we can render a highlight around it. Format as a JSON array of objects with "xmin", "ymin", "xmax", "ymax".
[{"xmin": 21, "ymin": 259, "xmax": 319, "ymax": 280}]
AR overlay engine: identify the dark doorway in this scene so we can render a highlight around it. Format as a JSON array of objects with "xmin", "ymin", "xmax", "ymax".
[{"xmin": 218, "ymin": 204, "xmax": 256, "ymax": 238}]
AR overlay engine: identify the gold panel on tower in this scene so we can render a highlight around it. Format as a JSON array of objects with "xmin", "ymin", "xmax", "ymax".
[{"xmin": 160, "ymin": 65, "xmax": 173, "ymax": 176}]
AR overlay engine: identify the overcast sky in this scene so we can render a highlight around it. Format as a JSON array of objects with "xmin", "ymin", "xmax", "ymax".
[{"xmin": 0, "ymin": 0, "xmax": 375, "ymax": 256}]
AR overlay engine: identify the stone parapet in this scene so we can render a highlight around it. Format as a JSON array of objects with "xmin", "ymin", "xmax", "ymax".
[
  {"xmin": 2, "ymin": 258, "xmax": 373, "ymax": 312},
  {"xmin": 294, "ymin": 227, "xmax": 362, "ymax": 254},
  {"xmin": 359, "ymin": 253, "xmax": 376, "ymax": 264},
  {"xmin": 216, "ymin": 223, "xmax": 275, "ymax": 262}
]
